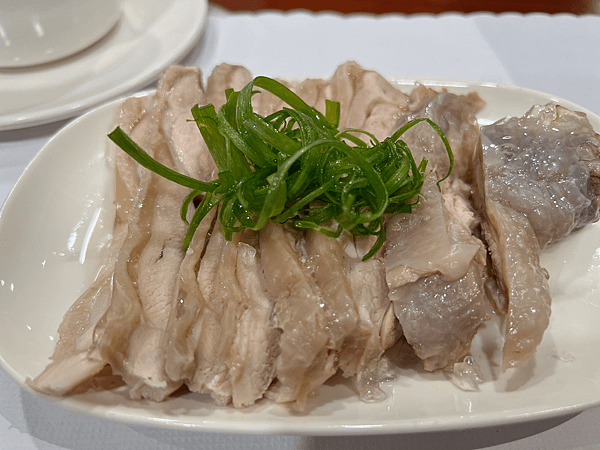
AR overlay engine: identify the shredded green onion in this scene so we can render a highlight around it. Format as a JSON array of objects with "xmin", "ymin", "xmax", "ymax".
[{"xmin": 108, "ymin": 76, "xmax": 453, "ymax": 260}]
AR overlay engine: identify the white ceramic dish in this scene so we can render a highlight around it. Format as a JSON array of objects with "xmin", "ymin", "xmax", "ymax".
[
  {"xmin": 0, "ymin": 0, "xmax": 121, "ymax": 68},
  {"xmin": 1, "ymin": 80, "xmax": 600, "ymax": 436},
  {"xmin": 0, "ymin": 0, "xmax": 208, "ymax": 131}
]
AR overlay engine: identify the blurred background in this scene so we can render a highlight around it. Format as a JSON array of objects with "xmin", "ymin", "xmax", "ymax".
[{"xmin": 210, "ymin": 0, "xmax": 600, "ymax": 14}]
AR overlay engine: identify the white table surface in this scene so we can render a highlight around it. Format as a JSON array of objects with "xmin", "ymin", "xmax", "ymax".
[{"xmin": 2, "ymin": 4, "xmax": 600, "ymax": 449}]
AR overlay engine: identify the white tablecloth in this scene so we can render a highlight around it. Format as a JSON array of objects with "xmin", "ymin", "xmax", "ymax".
[{"xmin": 2, "ymin": 5, "xmax": 600, "ymax": 449}]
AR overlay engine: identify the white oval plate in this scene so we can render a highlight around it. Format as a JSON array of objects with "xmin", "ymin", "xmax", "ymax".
[
  {"xmin": 1, "ymin": 80, "xmax": 600, "ymax": 435},
  {"xmin": 0, "ymin": 0, "xmax": 208, "ymax": 131}
]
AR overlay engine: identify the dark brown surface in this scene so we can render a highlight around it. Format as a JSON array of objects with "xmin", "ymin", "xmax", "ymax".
[{"xmin": 210, "ymin": 0, "xmax": 600, "ymax": 14}]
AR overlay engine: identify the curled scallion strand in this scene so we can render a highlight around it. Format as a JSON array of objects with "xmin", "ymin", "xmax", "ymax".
[{"xmin": 108, "ymin": 76, "xmax": 453, "ymax": 260}]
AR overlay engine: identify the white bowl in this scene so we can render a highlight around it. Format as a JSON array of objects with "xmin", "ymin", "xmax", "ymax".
[{"xmin": 0, "ymin": 0, "xmax": 121, "ymax": 67}]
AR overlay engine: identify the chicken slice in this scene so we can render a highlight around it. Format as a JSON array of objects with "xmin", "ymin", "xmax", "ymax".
[
  {"xmin": 29, "ymin": 96, "xmax": 158, "ymax": 394},
  {"xmin": 480, "ymin": 200, "xmax": 551, "ymax": 369},
  {"xmin": 121, "ymin": 164, "xmax": 189, "ymax": 401},
  {"xmin": 259, "ymin": 221, "xmax": 334, "ymax": 409},
  {"xmin": 398, "ymin": 87, "xmax": 483, "ymax": 184},
  {"xmin": 474, "ymin": 103, "xmax": 600, "ymax": 368},
  {"xmin": 157, "ymin": 65, "xmax": 215, "ymax": 181},
  {"xmin": 303, "ymin": 229, "xmax": 361, "ymax": 375},
  {"xmin": 188, "ymin": 228, "xmax": 234, "ymax": 404},
  {"xmin": 385, "ymin": 177, "xmax": 489, "ymax": 370},
  {"xmin": 386, "ymin": 177, "xmax": 483, "ymax": 285},
  {"xmin": 206, "ymin": 63, "xmax": 253, "ymax": 110},
  {"xmin": 228, "ymin": 241, "xmax": 281, "ymax": 407},
  {"xmin": 341, "ymin": 235, "xmax": 401, "ymax": 402},
  {"xmin": 163, "ymin": 208, "xmax": 216, "ymax": 383},
  {"xmin": 479, "ymin": 103, "xmax": 600, "ymax": 249},
  {"xmin": 329, "ymin": 61, "xmax": 409, "ymax": 131},
  {"xmin": 293, "ymin": 77, "xmax": 332, "ymax": 119}
]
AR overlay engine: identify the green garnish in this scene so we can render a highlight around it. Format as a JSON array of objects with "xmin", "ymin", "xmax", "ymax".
[{"xmin": 108, "ymin": 76, "xmax": 453, "ymax": 261}]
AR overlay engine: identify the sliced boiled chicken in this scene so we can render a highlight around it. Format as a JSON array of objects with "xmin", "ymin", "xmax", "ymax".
[
  {"xmin": 30, "ymin": 62, "xmax": 600, "ymax": 411},
  {"xmin": 229, "ymin": 240, "xmax": 280, "ymax": 408}
]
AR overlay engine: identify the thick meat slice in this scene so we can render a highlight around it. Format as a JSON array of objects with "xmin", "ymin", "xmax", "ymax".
[
  {"xmin": 386, "ymin": 177, "xmax": 483, "ymax": 285},
  {"xmin": 329, "ymin": 61, "xmax": 359, "ymax": 128},
  {"xmin": 29, "ymin": 96, "xmax": 158, "ymax": 394},
  {"xmin": 481, "ymin": 200, "xmax": 551, "ymax": 369},
  {"xmin": 390, "ymin": 263, "xmax": 488, "ymax": 370},
  {"xmin": 163, "ymin": 208, "xmax": 216, "ymax": 383},
  {"xmin": 342, "ymin": 236, "xmax": 401, "ymax": 402},
  {"xmin": 157, "ymin": 66, "xmax": 216, "ymax": 181},
  {"xmin": 293, "ymin": 77, "xmax": 332, "ymax": 119},
  {"xmin": 385, "ymin": 177, "xmax": 489, "ymax": 370},
  {"xmin": 329, "ymin": 61, "xmax": 409, "ymax": 131},
  {"xmin": 189, "ymin": 228, "xmax": 234, "ymax": 404},
  {"xmin": 206, "ymin": 63, "xmax": 253, "ymax": 110},
  {"xmin": 252, "ymin": 79, "xmax": 294, "ymax": 117},
  {"xmin": 259, "ymin": 221, "xmax": 334, "ymax": 409},
  {"xmin": 120, "ymin": 161, "xmax": 189, "ymax": 401},
  {"xmin": 479, "ymin": 103, "xmax": 600, "ymax": 249},
  {"xmin": 228, "ymin": 241, "xmax": 280, "ymax": 407},
  {"xmin": 345, "ymin": 71, "xmax": 409, "ymax": 131},
  {"xmin": 398, "ymin": 87, "xmax": 483, "ymax": 184},
  {"xmin": 474, "ymin": 103, "xmax": 600, "ymax": 368},
  {"xmin": 326, "ymin": 71, "xmax": 487, "ymax": 371},
  {"xmin": 303, "ymin": 230, "xmax": 361, "ymax": 375}
]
